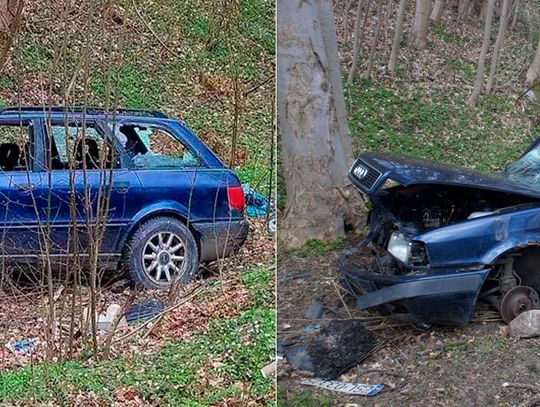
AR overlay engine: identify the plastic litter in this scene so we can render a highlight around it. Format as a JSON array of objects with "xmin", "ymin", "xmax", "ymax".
[
  {"xmin": 242, "ymin": 184, "xmax": 270, "ymax": 218},
  {"xmin": 6, "ymin": 338, "xmax": 40, "ymax": 355}
]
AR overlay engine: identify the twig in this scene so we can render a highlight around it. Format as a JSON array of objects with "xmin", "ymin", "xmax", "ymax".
[
  {"xmin": 503, "ymin": 382, "xmax": 540, "ymax": 393},
  {"xmin": 244, "ymin": 74, "xmax": 275, "ymax": 97},
  {"xmin": 333, "ymin": 281, "xmax": 353, "ymax": 319}
]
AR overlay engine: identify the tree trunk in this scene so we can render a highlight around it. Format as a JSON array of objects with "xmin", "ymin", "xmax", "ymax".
[
  {"xmin": 486, "ymin": 0, "xmax": 510, "ymax": 93},
  {"xmin": 480, "ymin": 0, "xmax": 487, "ymax": 22},
  {"xmin": 430, "ymin": 0, "xmax": 445, "ymax": 23},
  {"xmin": 510, "ymin": 0, "xmax": 519, "ymax": 30},
  {"xmin": 348, "ymin": 0, "xmax": 364, "ymax": 83},
  {"xmin": 411, "ymin": 0, "xmax": 431, "ymax": 49},
  {"xmin": 278, "ymin": 0, "xmax": 360, "ymax": 249},
  {"xmin": 0, "ymin": 0, "xmax": 23, "ymax": 71},
  {"xmin": 469, "ymin": 0, "xmax": 495, "ymax": 106},
  {"xmin": 526, "ymin": 31, "xmax": 540, "ymax": 85},
  {"xmin": 344, "ymin": 0, "xmax": 354, "ymax": 43},
  {"xmin": 366, "ymin": 0, "xmax": 384, "ymax": 77},
  {"xmin": 389, "ymin": 0, "xmax": 408, "ymax": 71}
]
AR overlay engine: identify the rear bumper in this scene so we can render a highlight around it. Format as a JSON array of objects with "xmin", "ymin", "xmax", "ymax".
[
  {"xmin": 192, "ymin": 219, "xmax": 249, "ymax": 262},
  {"xmin": 340, "ymin": 254, "xmax": 491, "ymax": 326}
]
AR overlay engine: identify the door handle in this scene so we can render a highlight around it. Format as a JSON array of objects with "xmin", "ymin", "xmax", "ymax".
[
  {"xmin": 113, "ymin": 181, "xmax": 130, "ymax": 193},
  {"xmin": 17, "ymin": 183, "xmax": 35, "ymax": 194}
]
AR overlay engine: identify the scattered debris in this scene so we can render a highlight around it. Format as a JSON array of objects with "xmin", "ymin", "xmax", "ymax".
[
  {"xmin": 242, "ymin": 184, "xmax": 270, "ymax": 218},
  {"xmin": 301, "ymin": 377, "xmax": 383, "ymax": 396},
  {"xmin": 261, "ymin": 361, "xmax": 277, "ymax": 378},
  {"xmin": 279, "ymin": 270, "xmax": 313, "ymax": 282},
  {"xmin": 284, "ymin": 344, "xmax": 314, "ymax": 372},
  {"xmin": 509, "ymin": 310, "xmax": 540, "ymax": 338},
  {"xmin": 304, "ymin": 299, "xmax": 325, "ymax": 320},
  {"xmin": 303, "ymin": 324, "xmax": 320, "ymax": 331},
  {"xmin": 307, "ymin": 320, "xmax": 373, "ymax": 379},
  {"xmin": 125, "ymin": 298, "xmax": 164, "ymax": 325},
  {"xmin": 6, "ymin": 338, "xmax": 41, "ymax": 355},
  {"xmin": 84, "ymin": 304, "xmax": 128, "ymax": 333}
]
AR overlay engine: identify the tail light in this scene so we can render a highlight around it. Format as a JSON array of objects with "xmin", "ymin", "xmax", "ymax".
[{"xmin": 227, "ymin": 185, "xmax": 245, "ymax": 212}]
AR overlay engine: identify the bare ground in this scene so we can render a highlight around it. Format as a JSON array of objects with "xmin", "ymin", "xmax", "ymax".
[{"xmin": 277, "ymin": 236, "xmax": 540, "ymax": 406}]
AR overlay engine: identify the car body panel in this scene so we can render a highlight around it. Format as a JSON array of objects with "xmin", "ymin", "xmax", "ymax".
[{"xmin": 352, "ymin": 152, "xmax": 540, "ymax": 198}]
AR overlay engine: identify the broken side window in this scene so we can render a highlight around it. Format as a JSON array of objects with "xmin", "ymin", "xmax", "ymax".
[
  {"xmin": 49, "ymin": 124, "xmax": 118, "ymax": 170},
  {"xmin": 116, "ymin": 124, "xmax": 204, "ymax": 170}
]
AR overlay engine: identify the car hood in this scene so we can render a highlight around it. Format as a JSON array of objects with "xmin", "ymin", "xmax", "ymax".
[{"xmin": 353, "ymin": 152, "xmax": 540, "ymax": 199}]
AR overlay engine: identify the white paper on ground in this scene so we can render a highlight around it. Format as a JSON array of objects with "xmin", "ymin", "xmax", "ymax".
[{"xmin": 301, "ymin": 377, "xmax": 383, "ymax": 396}]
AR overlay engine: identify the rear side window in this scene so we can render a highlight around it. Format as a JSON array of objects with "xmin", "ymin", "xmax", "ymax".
[
  {"xmin": 116, "ymin": 124, "xmax": 204, "ymax": 169},
  {"xmin": 49, "ymin": 124, "xmax": 119, "ymax": 170},
  {"xmin": 0, "ymin": 123, "xmax": 32, "ymax": 171}
]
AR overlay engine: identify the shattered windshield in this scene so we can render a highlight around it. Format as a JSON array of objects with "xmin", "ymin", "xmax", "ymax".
[{"xmin": 505, "ymin": 147, "xmax": 540, "ymax": 189}]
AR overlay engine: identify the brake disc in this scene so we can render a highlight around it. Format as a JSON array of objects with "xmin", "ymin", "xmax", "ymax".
[{"xmin": 500, "ymin": 285, "xmax": 540, "ymax": 324}]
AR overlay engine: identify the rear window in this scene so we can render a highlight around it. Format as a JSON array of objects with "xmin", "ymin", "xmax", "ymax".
[{"xmin": 116, "ymin": 124, "xmax": 204, "ymax": 169}]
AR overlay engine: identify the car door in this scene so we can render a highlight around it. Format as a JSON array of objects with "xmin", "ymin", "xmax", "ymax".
[
  {"xmin": 36, "ymin": 118, "xmax": 143, "ymax": 259},
  {"xmin": 0, "ymin": 117, "xmax": 46, "ymax": 257}
]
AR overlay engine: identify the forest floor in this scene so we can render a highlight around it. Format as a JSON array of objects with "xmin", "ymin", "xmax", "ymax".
[
  {"xmin": 278, "ymin": 0, "xmax": 540, "ymax": 406},
  {"xmin": 277, "ymin": 238, "xmax": 540, "ymax": 406},
  {"xmin": 0, "ymin": 219, "xmax": 275, "ymax": 407}
]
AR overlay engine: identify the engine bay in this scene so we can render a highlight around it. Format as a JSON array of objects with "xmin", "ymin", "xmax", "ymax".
[{"xmin": 376, "ymin": 184, "xmax": 540, "ymax": 232}]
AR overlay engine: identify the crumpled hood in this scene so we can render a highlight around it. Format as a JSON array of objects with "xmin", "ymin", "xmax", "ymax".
[{"xmin": 353, "ymin": 152, "xmax": 540, "ymax": 199}]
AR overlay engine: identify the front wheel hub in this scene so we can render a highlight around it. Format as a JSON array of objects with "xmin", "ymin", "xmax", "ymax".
[{"xmin": 500, "ymin": 285, "xmax": 540, "ymax": 323}]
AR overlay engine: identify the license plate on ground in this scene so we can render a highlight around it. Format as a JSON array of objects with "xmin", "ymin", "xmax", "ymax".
[{"xmin": 301, "ymin": 377, "xmax": 384, "ymax": 395}]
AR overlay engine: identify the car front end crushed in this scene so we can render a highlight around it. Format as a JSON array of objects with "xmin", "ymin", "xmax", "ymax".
[{"xmin": 344, "ymin": 152, "xmax": 540, "ymax": 326}]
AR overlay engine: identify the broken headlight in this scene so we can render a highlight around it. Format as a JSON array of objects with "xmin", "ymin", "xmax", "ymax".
[
  {"xmin": 387, "ymin": 232, "xmax": 412, "ymax": 263},
  {"xmin": 379, "ymin": 178, "xmax": 401, "ymax": 191}
]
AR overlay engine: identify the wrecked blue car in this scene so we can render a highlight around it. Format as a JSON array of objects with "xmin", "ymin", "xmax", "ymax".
[{"xmin": 343, "ymin": 147, "xmax": 540, "ymax": 326}]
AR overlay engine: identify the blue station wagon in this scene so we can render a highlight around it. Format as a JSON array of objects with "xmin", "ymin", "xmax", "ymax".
[
  {"xmin": 0, "ymin": 106, "xmax": 248, "ymax": 289},
  {"xmin": 344, "ymin": 147, "xmax": 540, "ymax": 326}
]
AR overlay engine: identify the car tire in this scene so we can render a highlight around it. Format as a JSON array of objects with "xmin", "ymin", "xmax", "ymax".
[{"xmin": 124, "ymin": 216, "xmax": 199, "ymax": 290}]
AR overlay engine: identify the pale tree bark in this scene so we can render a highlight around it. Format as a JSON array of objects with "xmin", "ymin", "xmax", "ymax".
[
  {"xmin": 430, "ymin": 0, "xmax": 445, "ymax": 23},
  {"xmin": 347, "ymin": 0, "xmax": 363, "ymax": 84},
  {"xmin": 526, "ymin": 31, "xmax": 540, "ymax": 85},
  {"xmin": 510, "ymin": 0, "xmax": 519, "ymax": 30},
  {"xmin": 0, "ymin": 0, "xmax": 23, "ymax": 70},
  {"xmin": 458, "ymin": 0, "xmax": 472, "ymax": 18},
  {"xmin": 344, "ymin": 0, "xmax": 354, "ymax": 43},
  {"xmin": 366, "ymin": 0, "xmax": 384, "ymax": 77},
  {"xmin": 486, "ymin": 0, "xmax": 510, "ymax": 93},
  {"xmin": 278, "ymin": 0, "xmax": 361, "ymax": 249},
  {"xmin": 389, "ymin": 0, "xmax": 408, "ymax": 71},
  {"xmin": 411, "ymin": 0, "xmax": 431, "ymax": 49},
  {"xmin": 469, "ymin": 0, "xmax": 495, "ymax": 106}
]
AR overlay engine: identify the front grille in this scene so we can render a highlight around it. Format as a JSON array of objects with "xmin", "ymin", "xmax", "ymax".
[{"xmin": 353, "ymin": 163, "xmax": 381, "ymax": 191}]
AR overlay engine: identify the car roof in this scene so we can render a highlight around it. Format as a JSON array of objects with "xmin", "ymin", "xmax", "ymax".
[{"xmin": 0, "ymin": 106, "xmax": 170, "ymax": 120}]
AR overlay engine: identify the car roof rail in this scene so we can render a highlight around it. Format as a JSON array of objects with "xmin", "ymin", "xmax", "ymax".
[{"xmin": 0, "ymin": 106, "xmax": 169, "ymax": 118}]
